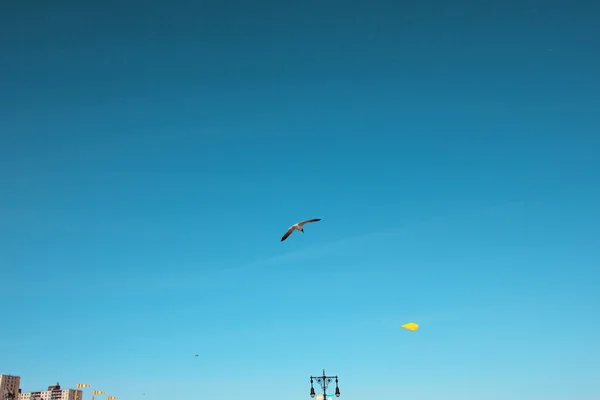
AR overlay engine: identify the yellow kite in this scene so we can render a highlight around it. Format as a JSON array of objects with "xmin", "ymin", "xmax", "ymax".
[{"xmin": 401, "ymin": 322, "xmax": 419, "ymax": 331}]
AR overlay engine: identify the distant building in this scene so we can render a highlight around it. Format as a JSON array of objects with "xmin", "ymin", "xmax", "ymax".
[
  {"xmin": 19, "ymin": 383, "xmax": 82, "ymax": 400},
  {"xmin": 0, "ymin": 374, "xmax": 21, "ymax": 400}
]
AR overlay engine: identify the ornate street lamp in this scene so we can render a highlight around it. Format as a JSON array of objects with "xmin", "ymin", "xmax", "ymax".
[{"xmin": 310, "ymin": 369, "xmax": 340, "ymax": 399}]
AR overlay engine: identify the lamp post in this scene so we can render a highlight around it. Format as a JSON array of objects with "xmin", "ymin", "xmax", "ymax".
[{"xmin": 309, "ymin": 369, "xmax": 340, "ymax": 399}]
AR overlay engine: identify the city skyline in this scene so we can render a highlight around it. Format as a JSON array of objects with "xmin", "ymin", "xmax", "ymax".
[{"xmin": 0, "ymin": 375, "xmax": 115, "ymax": 400}]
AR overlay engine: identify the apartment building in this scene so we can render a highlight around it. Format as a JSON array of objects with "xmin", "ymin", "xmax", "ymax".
[
  {"xmin": 0, "ymin": 374, "xmax": 21, "ymax": 399},
  {"xmin": 19, "ymin": 383, "xmax": 82, "ymax": 400}
]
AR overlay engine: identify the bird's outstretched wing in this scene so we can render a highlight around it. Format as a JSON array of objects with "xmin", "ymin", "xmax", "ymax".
[
  {"xmin": 298, "ymin": 218, "xmax": 321, "ymax": 227},
  {"xmin": 281, "ymin": 227, "xmax": 295, "ymax": 242}
]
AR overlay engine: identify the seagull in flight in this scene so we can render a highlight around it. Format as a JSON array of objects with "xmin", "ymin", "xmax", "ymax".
[{"xmin": 281, "ymin": 218, "xmax": 321, "ymax": 242}]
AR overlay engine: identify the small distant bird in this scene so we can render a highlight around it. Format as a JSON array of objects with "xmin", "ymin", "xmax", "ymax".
[
  {"xmin": 194, "ymin": 354, "xmax": 198, "ymax": 357},
  {"xmin": 281, "ymin": 218, "xmax": 321, "ymax": 242}
]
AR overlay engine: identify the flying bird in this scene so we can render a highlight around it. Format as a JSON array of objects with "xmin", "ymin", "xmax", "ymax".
[{"xmin": 281, "ymin": 218, "xmax": 321, "ymax": 242}]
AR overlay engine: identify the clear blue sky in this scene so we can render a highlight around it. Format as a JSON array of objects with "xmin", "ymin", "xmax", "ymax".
[{"xmin": 1, "ymin": 1, "xmax": 599, "ymax": 399}]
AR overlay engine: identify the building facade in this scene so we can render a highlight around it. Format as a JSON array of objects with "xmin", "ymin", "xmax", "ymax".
[
  {"xmin": 19, "ymin": 384, "xmax": 82, "ymax": 400},
  {"xmin": 0, "ymin": 374, "xmax": 21, "ymax": 400}
]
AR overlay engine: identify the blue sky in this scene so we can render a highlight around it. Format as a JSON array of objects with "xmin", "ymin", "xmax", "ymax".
[{"xmin": 1, "ymin": 1, "xmax": 599, "ymax": 399}]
